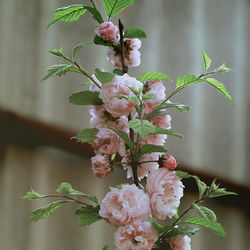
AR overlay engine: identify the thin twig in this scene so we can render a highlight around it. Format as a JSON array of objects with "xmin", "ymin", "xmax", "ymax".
[
  {"xmin": 43, "ymin": 194, "xmax": 88, "ymax": 206},
  {"xmin": 90, "ymin": 0, "xmax": 97, "ymax": 9},
  {"xmin": 118, "ymin": 19, "xmax": 128, "ymax": 74}
]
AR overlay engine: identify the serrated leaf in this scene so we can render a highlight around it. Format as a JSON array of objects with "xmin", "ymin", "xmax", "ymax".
[
  {"xmin": 166, "ymin": 226, "xmax": 199, "ymax": 237},
  {"xmin": 114, "ymin": 94, "xmax": 139, "ymax": 105},
  {"xmin": 72, "ymin": 42, "xmax": 92, "ymax": 58},
  {"xmin": 192, "ymin": 204, "xmax": 217, "ymax": 223},
  {"xmin": 84, "ymin": 6, "xmax": 104, "ymax": 23},
  {"xmin": 41, "ymin": 64, "xmax": 81, "ymax": 82},
  {"xmin": 113, "ymin": 68, "xmax": 123, "ymax": 75},
  {"xmin": 94, "ymin": 35, "xmax": 115, "ymax": 46},
  {"xmin": 152, "ymin": 222, "xmax": 172, "ymax": 234},
  {"xmin": 126, "ymin": 85, "xmax": 139, "ymax": 96},
  {"xmin": 110, "ymin": 129, "xmax": 134, "ymax": 151},
  {"xmin": 103, "ymin": 0, "xmax": 134, "ymax": 19},
  {"xmin": 192, "ymin": 176, "xmax": 207, "ymax": 197},
  {"xmin": 69, "ymin": 91, "xmax": 103, "ymax": 105},
  {"xmin": 214, "ymin": 63, "xmax": 233, "ymax": 73},
  {"xmin": 124, "ymin": 27, "xmax": 147, "ymax": 38},
  {"xmin": 205, "ymin": 78, "xmax": 233, "ymax": 103},
  {"xmin": 139, "ymin": 144, "xmax": 167, "ymax": 157},
  {"xmin": 208, "ymin": 181, "xmax": 237, "ymax": 198},
  {"xmin": 72, "ymin": 128, "xmax": 98, "ymax": 144},
  {"xmin": 176, "ymin": 74, "xmax": 203, "ymax": 89},
  {"xmin": 22, "ymin": 189, "xmax": 45, "ymax": 200},
  {"xmin": 201, "ymin": 50, "xmax": 211, "ymax": 72},
  {"xmin": 142, "ymin": 93, "xmax": 157, "ymax": 101},
  {"xmin": 44, "ymin": 48, "xmax": 64, "ymax": 58},
  {"xmin": 176, "ymin": 171, "xmax": 191, "ymax": 179},
  {"xmin": 48, "ymin": 5, "xmax": 87, "ymax": 27},
  {"xmin": 137, "ymin": 72, "xmax": 170, "ymax": 82},
  {"xmin": 57, "ymin": 182, "xmax": 99, "ymax": 204},
  {"xmin": 181, "ymin": 216, "xmax": 226, "ymax": 237},
  {"xmin": 75, "ymin": 205, "xmax": 102, "ymax": 227},
  {"xmin": 28, "ymin": 200, "xmax": 69, "ymax": 223},
  {"xmin": 95, "ymin": 68, "xmax": 114, "ymax": 83}
]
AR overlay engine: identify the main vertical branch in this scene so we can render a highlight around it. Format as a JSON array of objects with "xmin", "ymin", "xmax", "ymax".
[{"xmin": 118, "ymin": 19, "xmax": 128, "ymax": 74}]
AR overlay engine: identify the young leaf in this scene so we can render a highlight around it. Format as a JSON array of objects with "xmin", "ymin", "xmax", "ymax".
[
  {"xmin": 176, "ymin": 171, "xmax": 191, "ymax": 179},
  {"xmin": 181, "ymin": 216, "xmax": 226, "ymax": 238},
  {"xmin": 72, "ymin": 128, "xmax": 98, "ymax": 144},
  {"xmin": 153, "ymin": 127, "xmax": 183, "ymax": 139},
  {"xmin": 48, "ymin": 5, "xmax": 87, "ymax": 27},
  {"xmin": 165, "ymin": 226, "xmax": 199, "ymax": 238},
  {"xmin": 75, "ymin": 205, "xmax": 102, "ymax": 227},
  {"xmin": 57, "ymin": 182, "xmax": 99, "ymax": 204},
  {"xmin": 204, "ymin": 78, "xmax": 233, "ymax": 103},
  {"xmin": 102, "ymin": 245, "xmax": 109, "ymax": 250},
  {"xmin": 142, "ymin": 93, "xmax": 157, "ymax": 101},
  {"xmin": 201, "ymin": 50, "xmax": 211, "ymax": 72},
  {"xmin": 176, "ymin": 74, "xmax": 203, "ymax": 89},
  {"xmin": 139, "ymin": 144, "xmax": 167, "ymax": 157},
  {"xmin": 192, "ymin": 204, "xmax": 217, "ymax": 223},
  {"xmin": 103, "ymin": 0, "xmax": 134, "ymax": 19},
  {"xmin": 214, "ymin": 63, "xmax": 233, "ymax": 73},
  {"xmin": 44, "ymin": 48, "xmax": 64, "ymax": 58},
  {"xmin": 192, "ymin": 176, "xmax": 207, "ymax": 198},
  {"xmin": 28, "ymin": 200, "xmax": 69, "ymax": 223},
  {"xmin": 208, "ymin": 180, "xmax": 237, "ymax": 198},
  {"xmin": 95, "ymin": 68, "xmax": 114, "ymax": 83},
  {"xmin": 137, "ymin": 72, "xmax": 170, "ymax": 82},
  {"xmin": 72, "ymin": 42, "xmax": 92, "ymax": 58},
  {"xmin": 113, "ymin": 68, "xmax": 123, "ymax": 75},
  {"xmin": 22, "ymin": 189, "xmax": 45, "ymax": 200},
  {"xmin": 84, "ymin": 6, "xmax": 104, "ymax": 23},
  {"xmin": 110, "ymin": 129, "xmax": 134, "ymax": 151},
  {"xmin": 124, "ymin": 27, "xmax": 147, "ymax": 38},
  {"xmin": 151, "ymin": 222, "xmax": 172, "ymax": 234},
  {"xmin": 94, "ymin": 35, "xmax": 115, "ymax": 46},
  {"xmin": 111, "ymin": 153, "xmax": 116, "ymax": 161},
  {"xmin": 41, "ymin": 64, "xmax": 81, "ymax": 82},
  {"xmin": 69, "ymin": 91, "xmax": 103, "ymax": 105},
  {"xmin": 114, "ymin": 94, "xmax": 139, "ymax": 106}
]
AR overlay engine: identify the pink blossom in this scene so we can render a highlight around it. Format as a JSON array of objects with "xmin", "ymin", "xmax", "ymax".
[
  {"xmin": 143, "ymin": 100, "xmax": 159, "ymax": 115},
  {"xmin": 99, "ymin": 184, "xmax": 151, "ymax": 227},
  {"xmin": 145, "ymin": 80, "xmax": 166, "ymax": 101},
  {"xmin": 91, "ymin": 155, "xmax": 111, "ymax": 178},
  {"xmin": 146, "ymin": 134, "xmax": 167, "ymax": 146},
  {"xmin": 95, "ymin": 22, "xmax": 119, "ymax": 42},
  {"xmin": 146, "ymin": 168, "xmax": 184, "ymax": 220},
  {"xmin": 89, "ymin": 74, "xmax": 102, "ymax": 93},
  {"xmin": 150, "ymin": 114, "xmax": 171, "ymax": 129},
  {"xmin": 114, "ymin": 221, "xmax": 158, "ymax": 250},
  {"xmin": 169, "ymin": 236, "xmax": 191, "ymax": 250},
  {"xmin": 162, "ymin": 155, "xmax": 177, "ymax": 170},
  {"xmin": 92, "ymin": 128, "xmax": 120, "ymax": 155},
  {"xmin": 122, "ymin": 151, "xmax": 160, "ymax": 180},
  {"xmin": 115, "ymin": 73, "xmax": 143, "ymax": 91}
]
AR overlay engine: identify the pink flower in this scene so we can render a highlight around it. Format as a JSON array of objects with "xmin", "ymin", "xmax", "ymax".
[
  {"xmin": 107, "ymin": 38, "xmax": 142, "ymax": 69},
  {"xmin": 115, "ymin": 73, "xmax": 143, "ymax": 90},
  {"xmin": 95, "ymin": 22, "xmax": 119, "ymax": 42},
  {"xmin": 122, "ymin": 151, "xmax": 160, "ymax": 180},
  {"xmin": 114, "ymin": 221, "xmax": 158, "ymax": 250},
  {"xmin": 162, "ymin": 155, "xmax": 177, "ymax": 170},
  {"xmin": 143, "ymin": 100, "xmax": 159, "ymax": 115},
  {"xmin": 99, "ymin": 184, "xmax": 151, "ymax": 227},
  {"xmin": 146, "ymin": 168, "xmax": 184, "ymax": 220},
  {"xmin": 145, "ymin": 80, "xmax": 166, "ymax": 101},
  {"xmin": 169, "ymin": 236, "xmax": 191, "ymax": 250},
  {"xmin": 89, "ymin": 74, "xmax": 102, "ymax": 93},
  {"xmin": 92, "ymin": 128, "xmax": 120, "ymax": 155},
  {"xmin": 150, "ymin": 114, "xmax": 171, "ymax": 129},
  {"xmin": 91, "ymin": 155, "xmax": 111, "ymax": 178},
  {"xmin": 146, "ymin": 134, "xmax": 167, "ymax": 146}
]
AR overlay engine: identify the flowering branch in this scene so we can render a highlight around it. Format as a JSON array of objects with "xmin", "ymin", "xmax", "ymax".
[{"xmin": 42, "ymin": 194, "xmax": 89, "ymax": 206}]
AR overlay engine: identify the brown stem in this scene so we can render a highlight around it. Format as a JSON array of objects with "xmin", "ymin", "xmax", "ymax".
[
  {"xmin": 43, "ymin": 194, "xmax": 88, "ymax": 206},
  {"xmin": 118, "ymin": 19, "xmax": 128, "ymax": 74},
  {"xmin": 90, "ymin": 0, "xmax": 97, "ymax": 9}
]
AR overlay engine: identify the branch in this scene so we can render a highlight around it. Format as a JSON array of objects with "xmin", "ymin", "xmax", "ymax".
[
  {"xmin": 118, "ymin": 19, "xmax": 128, "ymax": 74},
  {"xmin": 42, "ymin": 194, "xmax": 89, "ymax": 206}
]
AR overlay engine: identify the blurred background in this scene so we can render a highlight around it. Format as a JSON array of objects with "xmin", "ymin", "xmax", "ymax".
[{"xmin": 0, "ymin": 0, "xmax": 250, "ymax": 249}]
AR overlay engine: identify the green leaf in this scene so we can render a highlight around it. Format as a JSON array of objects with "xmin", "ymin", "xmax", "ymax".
[
  {"xmin": 139, "ymin": 144, "xmax": 167, "ymax": 157},
  {"xmin": 176, "ymin": 74, "xmax": 203, "ymax": 89},
  {"xmin": 81, "ymin": 80, "xmax": 91, "ymax": 86},
  {"xmin": 28, "ymin": 200, "xmax": 69, "ymax": 223},
  {"xmin": 152, "ymin": 222, "xmax": 172, "ymax": 234},
  {"xmin": 204, "ymin": 78, "xmax": 233, "ymax": 103},
  {"xmin": 129, "ymin": 119, "xmax": 183, "ymax": 140},
  {"xmin": 75, "ymin": 205, "xmax": 102, "ymax": 227},
  {"xmin": 142, "ymin": 93, "xmax": 157, "ymax": 101},
  {"xmin": 44, "ymin": 48, "xmax": 64, "ymax": 58},
  {"xmin": 214, "ymin": 63, "xmax": 233, "ymax": 73},
  {"xmin": 192, "ymin": 176, "xmax": 207, "ymax": 198},
  {"xmin": 165, "ymin": 226, "xmax": 199, "ymax": 237},
  {"xmin": 57, "ymin": 182, "xmax": 99, "ymax": 204},
  {"xmin": 115, "ymin": 183, "xmax": 128, "ymax": 189},
  {"xmin": 113, "ymin": 68, "xmax": 123, "ymax": 75},
  {"xmin": 95, "ymin": 68, "xmax": 114, "ymax": 83},
  {"xmin": 102, "ymin": 245, "xmax": 109, "ymax": 250},
  {"xmin": 103, "ymin": 0, "xmax": 134, "ymax": 19},
  {"xmin": 41, "ymin": 64, "xmax": 81, "ymax": 82},
  {"xmin": 48, "ymin": 5, "xmax": 87, "ymax": 27},
  {"xmin": 176, "ymin": 171, "xmax": 191, "ymax": 179},
  {"xmin": 22, "ymin": 189, "xmax": 45, "ymax": 200},
  {"xmin": 110, "ymin": 129, "xmax": 134, "ymax": 151},
  {"xmin": 192, "ymin": 204, "xmax": 217, "ymax": 223},
  {"xmin": 111, "ymin": 153, "xmax": 116, "ymax": 161},
  {"xmin": 72, "ymin": 128, "xmax": 98, "ymax": 144},
  {"xmin": 94, "ymin": 35, "xmax": 115, "ymax": 46},
  {"xmin": 69, "ymin": 91, "xmax": 103, "ymax": 105},
  {"xmin": 137, "ymin": 72, "xmax": 170, "ymax": 82},
  {"xmin": 209, "ymin": 180, "xmax": 237, "ymax": 198},
  {"xmin": 72, "ymin": 42, "xmax": 92, "ymax": 58},
  {"xmin": 181, "ymin": 216, "xmax": 226, "ymax": 238},
  {"xmin": 124, "ymin": 27, "xmax": 147, "ymax": 38},
  {"xmin": 201, "ymin": 50, "xmax": 211, "ymax": 72},
  {"xmin": 84, "ymin": 6, "xmax": 104, "ymax": 23},
  {"xmin": 114, "ymin": 94, "xmax": 139, "ymax": 106}
]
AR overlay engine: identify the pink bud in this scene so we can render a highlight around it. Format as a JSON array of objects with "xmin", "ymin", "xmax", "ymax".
[
  {"xmin": 162, "ymin": 155, "xmax": 177, "ymax": 170},
  {"xmin": 91, "ymin": 155, "xmax": 111, "ymax": 178},
  {"xmin": 95, "ymin": 22, "xmax": 118, "ymax": 42}
]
